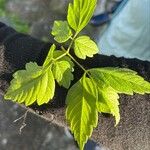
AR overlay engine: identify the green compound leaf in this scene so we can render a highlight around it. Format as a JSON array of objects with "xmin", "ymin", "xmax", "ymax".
[
  {"xmin": 51, "ymin": 21, "xmax": 72, "ymax": 43},
  {"xmin": 90, "ymin": 67, "xmax": 150, "ymax": 95},
  {"xmin": 43, "ymin": 44, "xmax": 56, "ymax": 67},
  {"xmin": 74, "ymin": 36, "xmax": 99, "ymax": 59},
  {"xmin": 67, "ymin": 0, "xmax": 97, "ymax": 33},
  {"xmin": 4, "ymin": 62, "xmax": 55, "ymax": 106},
  {"xmin": 52, "ymin": 60, "xmax": 74, "ymax": 89},
  {"xmin": 97, "ymin": 87, "xmax": 120, "ymax": 125},
  {"xmin": 66, "ymin": 75, "xmax": 98, "ymax": 150}
]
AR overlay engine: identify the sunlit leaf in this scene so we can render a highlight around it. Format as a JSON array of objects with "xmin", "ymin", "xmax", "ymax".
[
  {"xmin": 67, "ymin": 0, "xmax": 97, "ymax": 33},
  {"xmin": 52, "ymin": 60, "xmax": 74, "ymax": 88},
  {"xmin": 53, "ymin": 51, "xmax": 74, "ymax": 68},
  {"xmin": 51, "ymin": 21, "xmax": 72, "ymax": 43},
  {"xmin": 97, "ymin": 87, "xmax": 120, "ymax": 125},
  {"xmin": 66, "ymin": 75, "xmax": 98, "ymax": 150},
  {"xmin": 5, "ymin": 62, "xmax": 55, "ymax": 106},
  {"xmin": 43, "ymin": 44, "xmax": 56, "ymax": 67},
  {"xmin": 74, "ymin": 36, "xmax": 99, "ymax": 59},
  {"xmin": 90, "ymin": 67, "xmax": 150, "ymax": 95}
]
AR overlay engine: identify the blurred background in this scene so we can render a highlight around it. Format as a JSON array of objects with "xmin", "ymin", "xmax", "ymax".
[
  {"xmin": 0, "ymin": 0, "xmax": 150, "ymax": 59},
  {"xmin": 0, "ymin": 0, "xmax": 121, "ymax": 41},
  {"xmin": 0, "ymin": 1, "xmax": 150, "ymax": 149}
]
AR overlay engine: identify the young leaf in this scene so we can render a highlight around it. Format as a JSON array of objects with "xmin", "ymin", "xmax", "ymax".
[
  {"xmin": 74, "ymin": 36, "xmax": 99, "ymax": 59},
  {"xmin": 67, "ymin": 0, "xmax": 97, "ymax": 33},
  {"xmin": 97, "ymin": 87, "xmax": 120, "ymax": 125},
  {"xmin": 90, "ymin": 67, "xmax": 150, "ymax": 95},
  {"xmin": 51, "ymin": 21, "xmax": 72, "ymax": 43},
  {"xmin": 4, "ymin": 62, "xmax": 55, "ymax": 106},
  {"xmin": 52, "ymin": 60, "xmax": 74, "ymax": 89},
  {"xmin": 43, "ymin": 44, "xmax": 56, "ymax": 67},
  {"xmin": 66, "ymin": 75, "xmax": 98, "ymax": 150}
]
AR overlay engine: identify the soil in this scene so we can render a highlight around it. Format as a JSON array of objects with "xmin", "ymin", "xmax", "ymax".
[
  {"xmin": 32, "ymin": 54, "xmax": 150, "ymax": 150},
  {"xmin": 0, "ymin": 22, "xmax": 150, "ymax": 150}
]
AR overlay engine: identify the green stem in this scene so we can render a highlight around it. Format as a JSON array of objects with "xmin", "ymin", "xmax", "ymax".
[
  {"xmin": 54, "ymin": 33, "xmax": 77, "ymax": 61},
  {"xmin": 54, "ymin": 52, "xmax": 67, "ymax": 61},
  {"xmin": 61, "ymin": 46, "xmax": 87, "ymax": 73},
  {"xmin": 67, "ymin": 33, "xmax": 78, "ymax": 53},
  {"xmin": 67, "ymin": 38, "xmax": 74, "ymax": 53},
  {"xmin": 68, "ymin": 53, "xmax": 87, "ymax": 73},
  {"xmin": 53, "ymin": 32, "xmax": 89, "ymax": 75}
]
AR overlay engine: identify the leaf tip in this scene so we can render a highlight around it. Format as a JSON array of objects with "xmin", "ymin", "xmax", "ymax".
[{"xmin": 114, "ymin": 115, "xmax": 120, "ymax": 126}]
